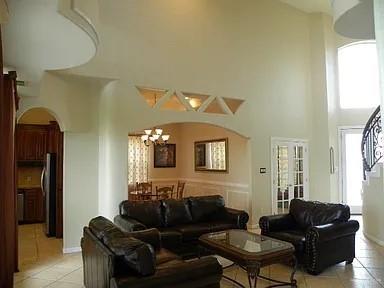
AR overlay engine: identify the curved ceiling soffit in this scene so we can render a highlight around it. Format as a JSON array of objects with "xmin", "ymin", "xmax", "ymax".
[
  {"xmin": 3, "ymin": 0, "xmax": 99, "ymax": 96},
  {"xmin": 331, "ymin": 0, "xmax": 375, "ymax": 40}
]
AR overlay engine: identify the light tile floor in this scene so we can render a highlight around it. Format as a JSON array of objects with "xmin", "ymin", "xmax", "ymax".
[{"xmin": 14, "ymin": 216, "xmax": 384, "ymax": 288}]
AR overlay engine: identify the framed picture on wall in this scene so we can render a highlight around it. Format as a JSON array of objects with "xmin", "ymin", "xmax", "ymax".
[{"xmin": 154, "ymin": 144, "xmax": 176, "ymax": 168}]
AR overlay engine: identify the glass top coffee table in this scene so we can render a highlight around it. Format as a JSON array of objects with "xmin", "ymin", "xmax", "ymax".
[{"xmin": 199, "ymin": 230, "xmax": 297, "ymax": 288}]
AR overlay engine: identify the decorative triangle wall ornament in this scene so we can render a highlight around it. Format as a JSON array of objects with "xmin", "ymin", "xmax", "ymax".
[
  {"xmin": 135, "ymin": 85, "xmax": 245, "ymax": 115},
  {"xmin": 222, "ymin": 97, "xmax": 244, "ymax": 114},
  {"xmin": 203, "ymin": 98, "xmax": 227, "ymax": 115},
  {"xmin": 136, "ymin": 86, "xmax": 168, "ymax": 107},
  {"xmin": 161, "ymin": 92, "xmax": 187, "ymax": 111},
  {"xmin": 181, "ymin": 92, "xmax": 210, "ymax": 111}
]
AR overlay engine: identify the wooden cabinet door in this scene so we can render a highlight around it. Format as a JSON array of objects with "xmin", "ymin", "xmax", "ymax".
[
  {"xmin": 15, "ymin": 127, "xmax": 26, "ymax": 161},
  {"xmin": 16, "ymin": 125, "xmax": 47, "ymax": 161},
  {"xmin": 24, "ymin": 188, "xmax": 44, "ymax": 223}
]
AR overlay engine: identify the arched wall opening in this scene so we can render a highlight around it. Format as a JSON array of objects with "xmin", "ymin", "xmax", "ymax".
[
  {"xmin": 18, "ymin": 107, "xmax": 65, "ymax": 131},
  {"xmin": 127, "ymin": 122, "xmax": 252, "ymax": 215},
  {"xmin": 16, "ymin": 107, "xmax": 64, "ymax": 263}
]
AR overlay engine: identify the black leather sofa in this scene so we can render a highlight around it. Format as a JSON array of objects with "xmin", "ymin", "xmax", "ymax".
[
  {"xmin": 82, "ymin": 216, "xmax": 222, "ymax": 288},
  {"xmin": 259, "ymin": 199, "xmax": 360, "ymax": 275},
  {"xmin": 114, "ymin": 195, "xmax": 249, "ymax": 258}
]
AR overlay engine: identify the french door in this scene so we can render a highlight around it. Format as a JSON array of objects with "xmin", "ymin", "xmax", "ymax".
[
  {"xmin": 271, "ymin": 139, "xmax": 309, "ymax": 214},
  {"xmin": 339, "ymin": 127, "xmax": 364, "ymax": 214}
]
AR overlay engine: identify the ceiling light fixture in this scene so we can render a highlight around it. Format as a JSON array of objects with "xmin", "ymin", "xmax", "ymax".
[{"xmin": 141, "ymin": 128, "xmax": 170, "ymax": 146}]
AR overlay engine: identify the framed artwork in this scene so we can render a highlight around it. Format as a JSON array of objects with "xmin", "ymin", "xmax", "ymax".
[
  {"xmin": 195, "ymin": 143, "xmax": 206, "ymax": 168},
  {"xmin": 154, "ymin": 144, "xmax": 176, "ymax": 168}
]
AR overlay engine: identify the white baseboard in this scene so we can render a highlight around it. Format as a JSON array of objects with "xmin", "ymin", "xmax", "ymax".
[
  {"xmin": 63, "ymin": 247, "xmax": 82, "ymax": 254},
  {"xmin": 363, "ymin": 231, "xmax": 384, "ymax": 247}
]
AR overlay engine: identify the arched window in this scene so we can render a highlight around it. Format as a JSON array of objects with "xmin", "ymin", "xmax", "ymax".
[{"xmin": 338, "ymin": 41, "xmax": 380, "ymax": 109}]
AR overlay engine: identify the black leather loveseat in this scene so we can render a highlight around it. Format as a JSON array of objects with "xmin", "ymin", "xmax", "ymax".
[
  {"xmin": 82, "ymin": 216, "xmax": 222, "ymax": 288},
  {"xmin": 114, "ymin": 195, "xmax": 249, "ymax": 258},
  {"xmin": 259, "ymin": 199, "xmax": 360, "ymax": 275}
]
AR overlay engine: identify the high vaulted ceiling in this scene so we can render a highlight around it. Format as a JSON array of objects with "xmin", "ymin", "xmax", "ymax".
[{"xmin": 280, "ymin": 0, "xmax": 332, "ymax": 14}]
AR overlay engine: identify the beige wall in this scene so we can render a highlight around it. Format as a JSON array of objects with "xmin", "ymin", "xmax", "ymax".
[
  {"xmin": 147, "ymin": 123, "xmax": 182, "ymax": 181},
  {"xmin": 18, "ymin": 108, "xmax": 56, "ymax": 125},
  {"xmin": 17, "ymin": 167, "xmax": 43, "ymax": 188},
  {"xmin": 141, "ymin": 122, "xmax": 251, "ymax": 216}
]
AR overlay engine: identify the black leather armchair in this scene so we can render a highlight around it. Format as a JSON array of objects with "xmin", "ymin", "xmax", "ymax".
[
  {"xmin": 259, "ymin": 199, "xmax": 359, "ymax": 275},
  {"xmin": 82, "ymin": 216, "xmax": 222, "ymax": 288}
]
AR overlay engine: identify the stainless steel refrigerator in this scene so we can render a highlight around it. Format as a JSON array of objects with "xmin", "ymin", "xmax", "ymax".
[{"xmin": 41, "ymin": 153, "xmax": 57, "ymax": 237}]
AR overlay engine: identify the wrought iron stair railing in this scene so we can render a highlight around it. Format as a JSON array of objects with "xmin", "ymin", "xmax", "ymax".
[{"xmin": 362, "ymin": 105, "xmax": 383, "ymax": 180}]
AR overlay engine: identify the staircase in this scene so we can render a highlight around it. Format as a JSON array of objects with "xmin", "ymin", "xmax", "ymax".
[
  {"xmin": 362, "ymin": 106, "xmax": 382, "ymax": 180},
  {"xmin": 361, "ymin": 105, "xmax": 384, "ymax": 245}
]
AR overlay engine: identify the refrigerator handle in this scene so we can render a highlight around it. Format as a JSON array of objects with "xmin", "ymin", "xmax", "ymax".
[{"xmin": 41, "ymin": 167, "xmax": 46, "ymax": 196}]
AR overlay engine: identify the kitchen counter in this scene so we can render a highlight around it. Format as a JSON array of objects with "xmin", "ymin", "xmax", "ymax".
[{"xmin": 18, "ymin": 185, "xmax": 41, "ymax": 189}]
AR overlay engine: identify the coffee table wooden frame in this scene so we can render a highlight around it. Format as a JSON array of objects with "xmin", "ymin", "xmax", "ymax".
[{"xmin": 199, "ymin": 230, "xmax": 297, "ymax": 288}]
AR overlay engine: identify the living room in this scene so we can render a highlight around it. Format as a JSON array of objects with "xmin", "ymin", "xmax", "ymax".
[{"xmin": 1, "ymin": 0, "xmax": 384, "ymax": 287}]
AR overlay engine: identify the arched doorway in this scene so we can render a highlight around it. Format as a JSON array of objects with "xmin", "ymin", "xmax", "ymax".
[
  {"xmin": 127, "ymin": 122, "xmax": 252, "ymax": 214},
  {"xmin": 16, "ymin": 107, "xmax": 64, "ymax": 267}
]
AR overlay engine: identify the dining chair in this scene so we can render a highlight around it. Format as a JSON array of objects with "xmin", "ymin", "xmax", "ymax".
[
  {"xmin": 128, "ymin": 183, "xmax": 137, "ymax": 201},
  {"xmin": 176, "ymin": 181, "xmax": 186, "ymax": 199},
  {"xmin": 156, "ymin": 185, "xmax": 174, "ymax": 200},
  {"xmin": 136, "ymin": 182, "xmax": 153, "ymax": 200}
]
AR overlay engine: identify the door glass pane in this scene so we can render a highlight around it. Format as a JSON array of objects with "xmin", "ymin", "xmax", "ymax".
[
  {"xmin": 274, "ymin": 142, "xmax": 307, "ymax": 214},
  {"xmin": 344, "ymin": 133, "xmax": 363, "ymax": 209},
  {"xmin": 277, "ymin": 146, "xmax": 289, "ymax": 213},
  {"xmin": 293, "ymin": 145, "xmax": 304, "ymax": 200}
]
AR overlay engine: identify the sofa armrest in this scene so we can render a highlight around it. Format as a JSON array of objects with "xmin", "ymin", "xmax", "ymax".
[
  {"xmin": 114, "ymin": 215, "xmax": 146, "ymax": 232},
  {"xmin": 259, "ymin": 214, "xmax": 296, "ymax": 234},
  {"xmin": 125, "ymin": 228, "xmax": 162, "ymax": 250},
  {"xmin": 306, "ymin": 220, "xmax": 360, "ymax": 243},
  {"xmin": 225, "ymin": 207, "xmax": 249, "ymax": 229},
  {"xmin": 111, "ymin": 256, "xmax": 222, "ymax": 288}
]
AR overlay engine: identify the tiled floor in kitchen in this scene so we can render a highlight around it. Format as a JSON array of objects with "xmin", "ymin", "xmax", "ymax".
[{"xmin": 14, "ymin": 216, "xmax": 384, "ymax": 287}]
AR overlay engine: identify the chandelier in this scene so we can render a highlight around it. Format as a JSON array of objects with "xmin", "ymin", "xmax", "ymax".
[{"xmin": 141, "ymin": 128, "xmax": 170, "ymax": 146}]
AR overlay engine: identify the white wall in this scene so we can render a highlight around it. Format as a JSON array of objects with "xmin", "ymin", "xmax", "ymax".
[
  {"xmin": 90, "ymin": 0, "xmax": 317, "ymax": 226},
  {"xmin": 17, "ymin": 73, "xmax": 103, "ymax": 250},
  {"xmin": 362, "ymin": 0, "xmax": 384, "ymax": 245},
  {"xmin": 11, "ymin": 0, "xmax": 353, "ymax": 250}
]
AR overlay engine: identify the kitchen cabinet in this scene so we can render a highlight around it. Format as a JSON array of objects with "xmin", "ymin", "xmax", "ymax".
[
  {"xmin": 16, "ymin": 125, "xmax": 48, "ymax": 161},
  {"xmin": 21, "ymin": 188, "xmax": 44, "ymax": 223}
]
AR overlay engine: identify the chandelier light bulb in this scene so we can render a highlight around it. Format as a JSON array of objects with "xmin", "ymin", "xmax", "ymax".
[
  {"xmin": 141, "ymin": 135, "xmax": 149, "ymax": 141},
  {"xmin": 162, "ymin": 135, "xmax": 170, "ymax": 141},
  {"xmin": 144, "ymin": 129, "xmax": 152, "ymax": 135},
  {"xmin": 155, "ymin": 128, "xmax": 163, "ymax": 135}
]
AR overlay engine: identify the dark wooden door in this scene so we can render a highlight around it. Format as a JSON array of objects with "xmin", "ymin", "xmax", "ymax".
[{"xmin": 0, "ymin": 27, "xmax": 18, "ymax": 287}]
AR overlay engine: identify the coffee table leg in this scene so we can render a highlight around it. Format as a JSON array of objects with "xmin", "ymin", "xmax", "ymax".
[
  {"xmin": 290, "ymin": 256, "xmax": 298, "ymax": 287},
  {"xmin": 247, "ymin": 265, "xmax": 260, "ymax": 288}
]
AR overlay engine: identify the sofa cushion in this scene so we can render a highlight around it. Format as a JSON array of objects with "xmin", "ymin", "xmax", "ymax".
[
  {"xmin": 162, "ymin": 199, "xmax": 192, "ymax": 227},
  {"xmin": 155, "ymin": 248, "xmax": 180, "ymax": 265},
  {"xmin": 89, "ymin": 216, "xmax": 125, "ymax": 242},
  {"xmin": 174, "ymin": 224, "xmax": 211, "ymax": 242},
  {"xmin": 105, "ymin": 236, "xmax": 156, "ymax": 276},
  {"xmin": 158, "ymin": 228, "xmax": 183, "ymax": 248},
  {"xmin": 289, "ymin": 199, "xmax": 350, "ymax": 230},
  {"xmin": 119, "ymin": 200, "xmax": 164, "ymax": 228},
  {"xmin": 188, "ymin": 195, "xmax": 226, "ymax": 223},
  {"xmin": 268, "ymin": 230, "xmax": 306, "ymax": 253}
]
